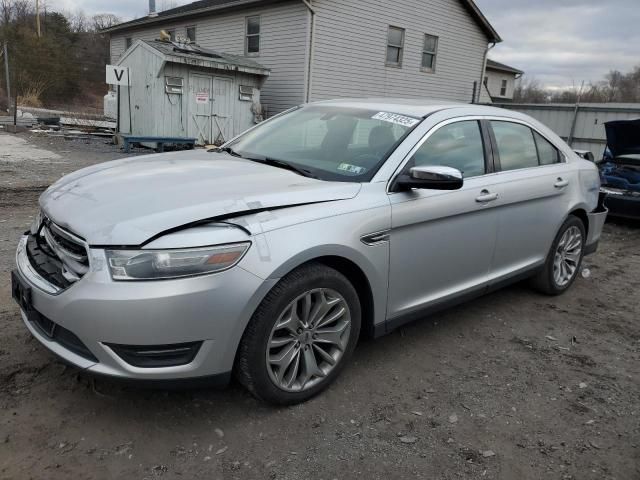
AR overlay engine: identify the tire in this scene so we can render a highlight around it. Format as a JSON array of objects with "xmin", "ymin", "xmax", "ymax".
[
  {"xmin": 531, "ymin": 216, "xmax": 586, "ymax": 296},
  {"xmin": 235, "ymin": 263, "xmax": 361, "ymax": 405}
]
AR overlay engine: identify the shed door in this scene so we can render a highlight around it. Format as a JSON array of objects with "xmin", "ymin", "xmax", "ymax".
[
  {"xmin": 189, "ymin": 74, "xmax": 213, "ymax": 145},
  {"xmin": 211, "ymin": 77, "xmax": 233, "ymax": 145}
]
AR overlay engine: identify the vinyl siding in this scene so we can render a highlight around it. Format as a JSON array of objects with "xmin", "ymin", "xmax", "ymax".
[
  {"xmin": 310, "ymin": 0, "xmax": 488, "ymax": 103},
  {"xmin": 110, "ymin": 1, "xmax": 308, "ymax": 115},
  {"xmin": 485, "ymin": 69, "xmax": 517, "ymax": 101}
]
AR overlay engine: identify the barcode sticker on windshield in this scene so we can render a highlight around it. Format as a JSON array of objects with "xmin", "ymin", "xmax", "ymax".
[
  {"xmin": 372, "ymin": 112, "xmax": 420, "ymax": 127},
  {"xmin": 337, "ymin": 163, "xmax": 366, "ymax": 175}
]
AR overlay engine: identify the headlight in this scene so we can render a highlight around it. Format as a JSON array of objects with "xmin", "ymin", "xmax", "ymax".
[{"xmin": 106, "ymin": 242, "xmax": 251, "ymax": 281}]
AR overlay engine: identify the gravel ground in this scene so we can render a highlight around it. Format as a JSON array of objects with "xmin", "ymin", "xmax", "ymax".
[{"xmin": 0, "ymin": 131, "xmax": 639, "ymax": 480}]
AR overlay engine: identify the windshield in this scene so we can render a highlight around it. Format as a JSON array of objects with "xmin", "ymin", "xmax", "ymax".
[{"xmin": 225, "ymin": 106, "xmax": 421, "ymax": 182}]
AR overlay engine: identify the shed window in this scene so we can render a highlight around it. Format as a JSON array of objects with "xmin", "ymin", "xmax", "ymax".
[
  {"xmin": 167, "ymin": 29, "xmax": 176, "ymax": 41},
  {"xmin": 186, "ymin": 26, "xmax": 196, "ymax": 42},
  {"xmin": 500, "ymin": 79, "xmax": 508, "ymax": 96},
  {"xmin": 386, "ymin": 26, "xmax": 405, "ymax": 66},
  {"xmin": 245, "ymin": 16, "xmax": 260, "ymax": 55},
  {"xmin": 421, "ymin": 34, "xmax": 438, "ymax": 72},
  {"xmin": 125, "ymin": 37, "xmax": 132, "ymax": 49}
]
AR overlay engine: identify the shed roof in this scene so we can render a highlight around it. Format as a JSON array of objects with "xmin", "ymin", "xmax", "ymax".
[
  {"xmin": 104, "ymin": 0, "xmax": 501, "ymax": 43},
  {"xmin": 122, "ymin": 39, "xmax": 271, "ymax": 76},
  {"xmin": 486, "ymin": 59, "xmax": 524, "ymax": 75}
]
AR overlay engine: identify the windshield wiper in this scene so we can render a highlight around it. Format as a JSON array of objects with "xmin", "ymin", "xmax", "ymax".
[
  {"xmin": 211, "ymin": 146, "xmax": 242, "ymax": 157},
  {"xmin": 213, "ymin": 147, "xmax": 316, "ymax": 178},
  {"xmin": 244, "ymin": 156, "xmax": 317, "ymax": 179}
]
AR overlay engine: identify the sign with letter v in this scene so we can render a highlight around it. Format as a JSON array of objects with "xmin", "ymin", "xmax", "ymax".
[{"xmin": 106, "ymin": 65, "xmax": 130, "ymax": 86}]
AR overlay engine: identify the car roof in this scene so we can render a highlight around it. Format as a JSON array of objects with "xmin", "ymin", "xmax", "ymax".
[{"xmin": 308, "ymin": 98, "xmax": 517, "ymax": 119}]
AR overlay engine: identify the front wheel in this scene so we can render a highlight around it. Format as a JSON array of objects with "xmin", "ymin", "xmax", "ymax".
[
  {"xmin": 531, "ymin": 216, "xmax": 586, "ymax": 295},
  {"xmin": 235, "ymin": 263, "xmax": 361, "ymax": 405}
]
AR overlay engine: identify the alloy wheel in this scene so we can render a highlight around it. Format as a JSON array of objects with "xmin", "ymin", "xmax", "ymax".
[
  {"xmin": 553, "ymin": 226, "xmax": 583, "ymax": 287},
  {"xmin": 266, "ymin": 288, "xmax": 351, "ymax": 392}
]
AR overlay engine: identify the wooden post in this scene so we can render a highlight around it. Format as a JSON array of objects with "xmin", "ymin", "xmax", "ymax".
[
  {"xmin": 3, "ymin": 43, "xmax": 10, "ymax": 114},
  {"xmin": 36, "ymin": 0, "xmax": 41, "ymax": 37},
  {"xmin": 116, "ymin": 85, "xmax": 121, "ymax": 134}
]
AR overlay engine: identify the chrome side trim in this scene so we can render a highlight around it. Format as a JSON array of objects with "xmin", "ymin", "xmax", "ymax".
[
  {"xmin": 360, "ymin": 230, "xmax": 390, "ymax": 246},
  {"xmin": 15, "ymin": 236, "xmax": 62, "ymax": 295}
]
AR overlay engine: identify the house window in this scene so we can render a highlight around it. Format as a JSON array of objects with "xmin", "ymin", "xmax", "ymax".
[
  {"xmin": 167, "ymin": 29, "xmax": 176, "ymax": 41},
  {"xmin": 421, "ymin": 34, "xmax": 438, "ymax": 72},
  {"xmin": 125, "ymin": 37, "xmax": 132, "ymax": 49},
  {"xmin": 186, "ymin": 26, "xmax": 196, "ymax": 42},
  {"xmin": 500, "ymin": 79, "xmax": 508, "ymax": 96},
  {"xmin": 386, "ymin": 26, "xmax": 405, "ymax": 66},
  {"xmin": 245, "ymin": 16, "xmax": 260, "ymax": 55}
]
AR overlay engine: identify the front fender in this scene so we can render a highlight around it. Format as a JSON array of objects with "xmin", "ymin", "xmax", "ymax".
[{"xmin": 239, "ymin": 206, "xmax": 391, "ymax": 328}]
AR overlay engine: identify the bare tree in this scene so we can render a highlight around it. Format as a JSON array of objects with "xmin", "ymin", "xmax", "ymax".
[
  {"xmin": 513, "ymin": 76, "xmax": 549, "ymax": 103},
  {"xmin": 92, "ymin": 13, "xmax": 121, "ymax": 32}
]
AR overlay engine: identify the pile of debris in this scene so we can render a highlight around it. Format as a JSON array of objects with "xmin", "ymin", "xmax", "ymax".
[{"xmin": 0, "ymin": 106, "xmax": 116, "ymax": 139}]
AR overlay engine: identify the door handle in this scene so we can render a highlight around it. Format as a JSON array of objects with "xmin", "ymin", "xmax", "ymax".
[
  {"xmin": 554, "ymin": 178, "xmax": 569, "ymax": 189},
  {"xmin": 476, "ymin": 190, "xmax": 499, "ymax": 203}
]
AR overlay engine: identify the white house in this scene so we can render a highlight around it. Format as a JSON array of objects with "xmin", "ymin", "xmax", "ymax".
[
  {"xmin": 480, "ymin": 59, "xmax": 524, "ymax": 103},
  {"xmin": 106, "ymin": 0, "xmax": 502, "ymax": 116}
]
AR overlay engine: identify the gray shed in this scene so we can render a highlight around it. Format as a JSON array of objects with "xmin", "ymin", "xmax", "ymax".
[{"xmin": 115, "ymin": 39, "xmax": 270, "ymax": 145}]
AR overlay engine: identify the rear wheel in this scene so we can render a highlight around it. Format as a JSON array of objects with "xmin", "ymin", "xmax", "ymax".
[
  {"xmin": 235, "ymin": 263, "xmax": 361, "ymax": 405},
  {"xmin": 531, "ymin": 216, "xmax": 586, "ymax": 295}
]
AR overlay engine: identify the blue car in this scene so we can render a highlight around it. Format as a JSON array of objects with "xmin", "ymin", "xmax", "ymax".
[{"xmin": 599, "ymin": 119, "xmax": 640, "ymax": 219}]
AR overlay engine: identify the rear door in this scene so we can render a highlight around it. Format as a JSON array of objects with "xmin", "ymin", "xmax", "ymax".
[{"xmin": 487, "ymin": 120, "xmax": 574, "ymax": 281}]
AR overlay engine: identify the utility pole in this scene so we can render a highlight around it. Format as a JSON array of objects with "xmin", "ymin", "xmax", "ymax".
[
  {"xmin": 36, "ymin": 0, "xmax": 42, "ymax": 37},
  {"xmin": 3, "ymin": 43, "xmax": 10, "ymax": 114}
]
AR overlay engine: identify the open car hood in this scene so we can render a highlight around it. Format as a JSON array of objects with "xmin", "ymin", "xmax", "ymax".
[
  {"xmin": 605, "ymin": 119, "xmax": 640, "ymax": 158},
  {"xmin": 40, "ymin": 150, "xmax": 361, "ymax": 246}
]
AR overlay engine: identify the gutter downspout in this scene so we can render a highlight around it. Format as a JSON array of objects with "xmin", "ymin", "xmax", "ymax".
[
  {"xmin": 301, "ymin": 0, "xmax": 315, "ymax": 103},
  {"xmin": 477, "ymin": 41, "xmax": 496, "ymax": 103}
]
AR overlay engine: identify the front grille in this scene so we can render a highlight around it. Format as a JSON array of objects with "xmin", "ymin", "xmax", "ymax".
[
  {"xmin": 27, "ymin": 215, "xmax": 89, "ymax": 290},
  {"xmin": 26, "ymin": 235, "xmax": 71, "ymax": 289}
]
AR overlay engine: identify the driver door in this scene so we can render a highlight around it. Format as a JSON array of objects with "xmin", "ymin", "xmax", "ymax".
[{"xmin": 387, "ymin": 119, "xmax": 501, "ymax": 320}]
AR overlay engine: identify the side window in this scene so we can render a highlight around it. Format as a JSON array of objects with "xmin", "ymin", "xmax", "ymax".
[
  {"xmin": 533, "ymin": 131, "xmax": 561, "ymax": 165},
  {"xmin": 245, "ymin": 16, "xmax": 260, "ymax": 55},
  {"xmin": 491, "ymin": 121, "xmax": 539, "ymax": 171},
  {"xmin": 186, "ymin": 26, "xmax": 197, "ymax": 42},
  {"xmin": 411, "ymin": 121, "xmax": 486, "ymax": 178},
  {"xmin": 386, "ymin": 26, "xmax": 405, "ymax": 66}
]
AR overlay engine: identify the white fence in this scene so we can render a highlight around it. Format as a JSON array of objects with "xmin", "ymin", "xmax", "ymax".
[{"xmin": 491, "ymin": 103, "xmax": 640, "ymax": 159}]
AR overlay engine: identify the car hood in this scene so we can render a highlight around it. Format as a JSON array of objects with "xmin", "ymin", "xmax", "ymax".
[
  {"xmin": 605, "ymin": 119, "xmax": 640, "ymax": 158},
  {"xmin": 40, "ymin": 151, "xmax": 361, "ymax": 245}
]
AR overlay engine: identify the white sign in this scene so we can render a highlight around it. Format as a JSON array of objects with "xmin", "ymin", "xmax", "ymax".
[
  {"xmin": 195, "ymin": 91, "xmax": 209, "ymax": 104},
  {"xmin": 372, "ymin": 111, "xmax": 420, "ymax": 128},
  {"xmin": 106, "ymin": 65, "xmax": 130, "ymax": 86}
]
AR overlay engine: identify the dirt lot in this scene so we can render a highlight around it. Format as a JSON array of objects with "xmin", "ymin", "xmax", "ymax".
[{"xmin": 0, "ymin": 131, "xmax": 638, "ymax": 480}]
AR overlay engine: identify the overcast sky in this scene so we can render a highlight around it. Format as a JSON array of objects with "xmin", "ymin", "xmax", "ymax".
[{"xmin": 49, "ymin": 0, "xmax": 640, "ymax": 89}]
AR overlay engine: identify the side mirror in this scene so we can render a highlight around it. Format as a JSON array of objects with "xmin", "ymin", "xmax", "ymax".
[{"xmin": 393, "ymin": 166, "xmax": 463, "ymax": 191}]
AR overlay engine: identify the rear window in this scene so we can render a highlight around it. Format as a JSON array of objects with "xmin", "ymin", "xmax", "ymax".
[
  {"xmin": 491, "ymin": 121, "xmax": 539, "ymax": 171},
  {"xmin": 533, "ymin": 131, "xmax": 561, "ymax": 165}
]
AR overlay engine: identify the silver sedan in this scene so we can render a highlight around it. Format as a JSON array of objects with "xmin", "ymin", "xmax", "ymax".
[{"xmin": 12, "ymin": 99, "xmax": 608, "ymax": 404}]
